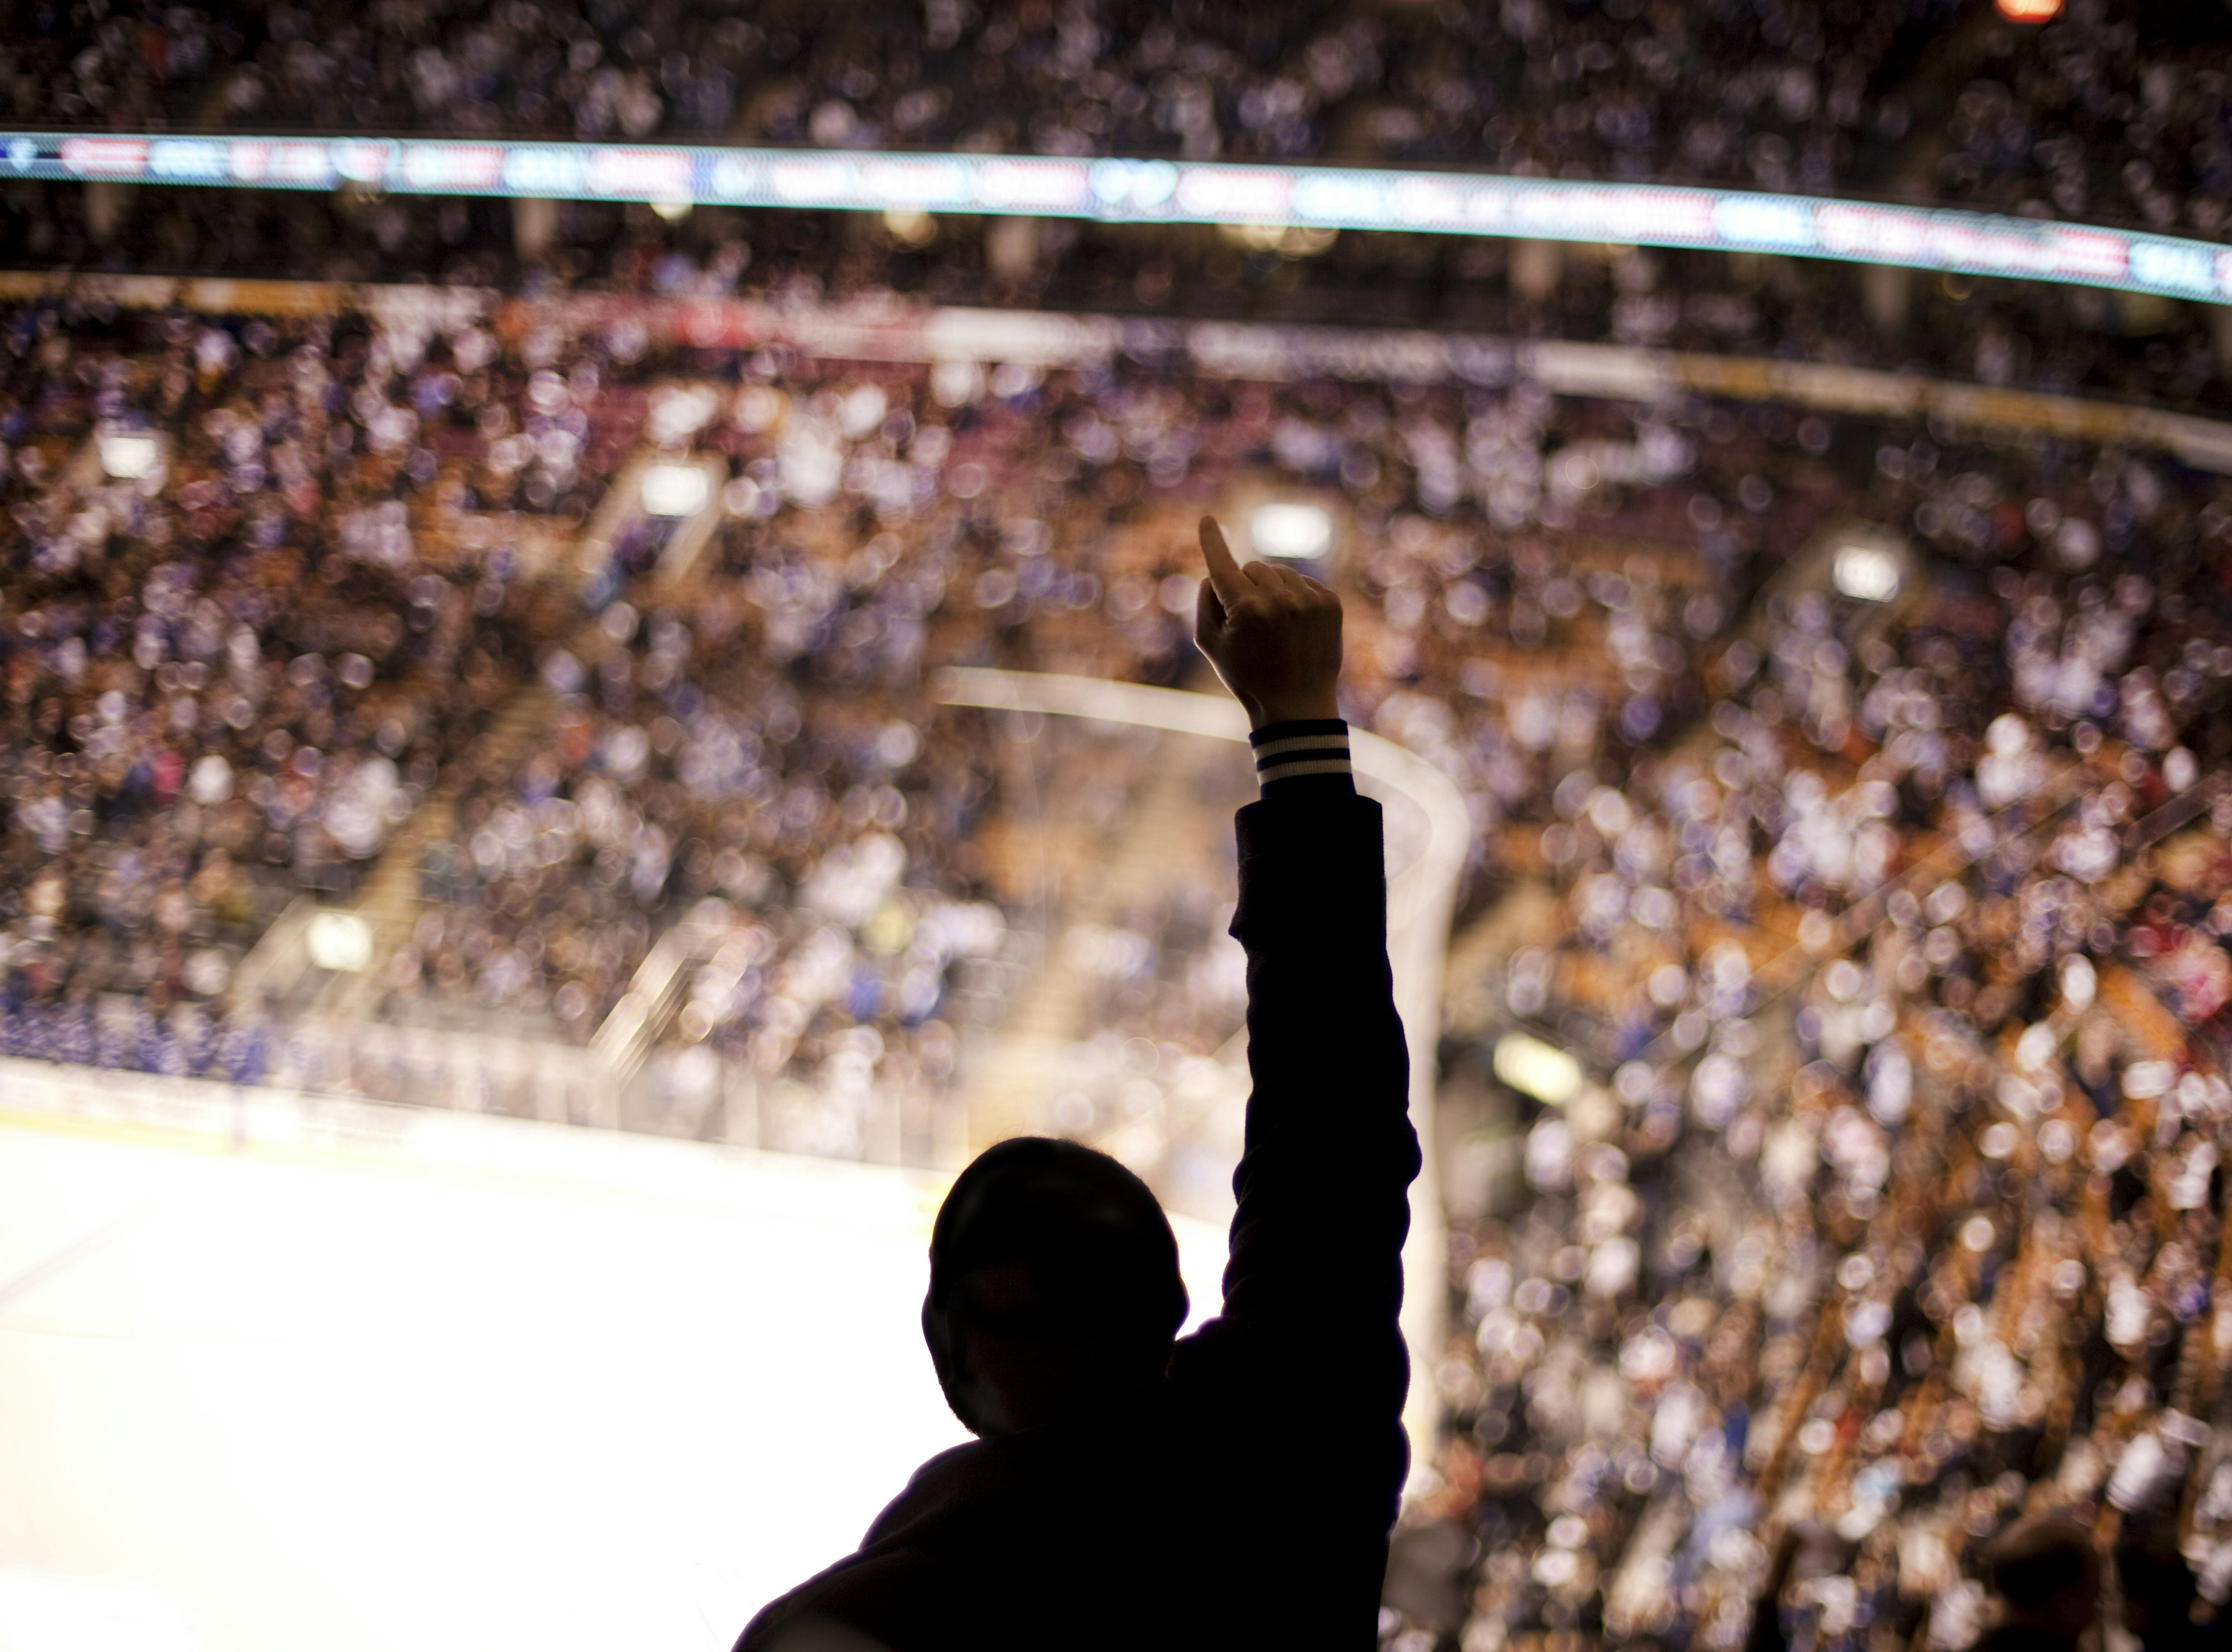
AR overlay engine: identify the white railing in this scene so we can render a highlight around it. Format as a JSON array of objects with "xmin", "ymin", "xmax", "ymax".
[{"xmin": 263, "ymin": 1015, "xmax": 618, "ymax": 1127}]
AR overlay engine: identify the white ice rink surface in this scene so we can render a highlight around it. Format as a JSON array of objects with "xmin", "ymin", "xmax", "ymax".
[{"xmin": 0, "ymin": 1089, "xmax": 1228, "ymax": 1652}]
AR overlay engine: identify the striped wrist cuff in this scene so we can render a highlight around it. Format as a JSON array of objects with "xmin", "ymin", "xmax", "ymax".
[{"xmin": 1250, "ymin": 719, "xmax": 1353, "ymax": 793}]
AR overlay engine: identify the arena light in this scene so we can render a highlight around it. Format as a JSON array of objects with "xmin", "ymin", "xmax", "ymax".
[
  {"xmin": 1218, "ymin": 222, "xmax": 1340, "ymax": 258},
  {"xmin": 1494, "ymin": 1032, "xmax": 1583, "ymax": 1106},
  {"xmin": 1995, "ymin": 0, "xmax": 2061, "ymax": 18},
  {"xmin": 1832, "ymin": 543, "xmax": 1902, "ymax": 602},
  {"xmin": 1250, "ymin": 502, "xmax": 1334, "ymax": 560},
  {"xmin": 882, "ymin": 207, "xmax": 938, "ymax": 247},
  {"xmin": 641, "ymin": 463, "xmax": 710, "ymax": 517},
  {"xmin": 99, "ymin": 432, "xmax": 160, "ymax": 479},
  {"xmin": 305, "ymin": 911, "xmax": 374, "ymax": 973}
]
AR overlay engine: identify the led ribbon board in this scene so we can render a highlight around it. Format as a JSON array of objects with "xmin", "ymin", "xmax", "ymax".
[{"xmin": 13, "ymin": 132, "xmax": 2231, "ymax": 306}]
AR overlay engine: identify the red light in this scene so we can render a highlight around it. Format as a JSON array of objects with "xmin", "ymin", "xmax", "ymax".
[{"xmin": 1997, "ymin": 0, "xmax": 2062, "ymax": 19}]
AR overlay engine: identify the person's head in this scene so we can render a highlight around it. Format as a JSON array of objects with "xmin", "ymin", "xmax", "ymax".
[
  {"xmin": 1984, "ymin": 1520, "xmax": 2102, "ymax": 1646},
  {"xmin": 2116, "ymin": 1533, "xmax": 2199, "ymax": 1649},
  {"xmin": 922, "ymin": 1136, "xmax": 1187, "ymax": 1439}
]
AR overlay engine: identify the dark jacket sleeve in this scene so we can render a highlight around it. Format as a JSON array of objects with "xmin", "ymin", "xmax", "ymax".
[
  {"xmin": 1172, "ymin": 733, "xmax": 1421, "ymax": 1630},
  {"xmin": 1221, "ymin": 775, "xmax": 1417, "ymax": 1349}
]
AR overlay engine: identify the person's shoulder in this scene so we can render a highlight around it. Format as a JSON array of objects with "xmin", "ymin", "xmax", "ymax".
[
  {"xmin": 859, "ymin": 1437, "xmax": 1008, "ymax": 1548},
  {"xmin": 904, "ymin": 1438, "xmax": 992, "ymax": 1487}
]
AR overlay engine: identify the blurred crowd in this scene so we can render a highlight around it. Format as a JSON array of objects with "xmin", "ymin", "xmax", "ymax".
[
  {"xmin": 1931, "ymin": 2, "xmax": 2232, "ymax": 237},
  {"xmin": 4, "ymin": 0, "xmax": 2231, "ymax": 1642},
  {"xmin": 6, "ymin": 0, "xmax": 2230, "ymax": 239},
  {"xmin": 1386, "ymin": 417, "xmax": 2232, "ymax": 1644},
  {"xmin": 3, "ymin": 277, "xmax": 2231, "ymax": 1648},
  {"xmin": 0, "ymin": 298, "xmax": 617, "ymax": 1077},
  {"xmin": 10, "ymin": 176, "xmax": 2228, "ymax": 435}
]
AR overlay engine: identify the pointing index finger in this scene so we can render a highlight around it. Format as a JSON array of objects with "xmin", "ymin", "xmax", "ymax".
[{"xmin": 1199, "ymin": 516, "xmax": 1247, "ymax": 607}]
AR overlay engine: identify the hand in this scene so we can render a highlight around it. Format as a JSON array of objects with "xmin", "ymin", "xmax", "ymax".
[{"xmin": 1194, "ymin": 516, "xmax": 1343, "ymax": 730}]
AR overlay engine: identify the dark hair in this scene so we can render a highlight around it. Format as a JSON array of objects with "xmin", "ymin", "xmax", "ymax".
[
  {"xmin": 927, "ymin": 1136, "xmax": 1187, "ymax": 1344},
  {"xmin": 1984, "ymin": 1521, "xmax": 2101, "ymax": 1612}
]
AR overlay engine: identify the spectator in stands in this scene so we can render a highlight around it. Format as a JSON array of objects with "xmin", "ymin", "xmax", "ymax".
[
  {"xmin": 1976, "ymin": 1521, "xmax": 2103, "ymax": 1652},
  {"xmin": 734, "ymin": 518, "xmax": 1418, "ymax": 1650},
  {"xmin": 1743, "ymin": 1526, "xmax": 1813, "ymax": 1652},
  {"xmin": 2117, "ymin": 1533, "xmax": 2214, "ymax": 1652}
]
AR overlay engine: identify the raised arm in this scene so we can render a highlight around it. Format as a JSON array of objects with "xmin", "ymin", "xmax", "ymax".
[{"xmin": 1183, "ymin": 518, "xmax": 1421, "ymax": 1619}]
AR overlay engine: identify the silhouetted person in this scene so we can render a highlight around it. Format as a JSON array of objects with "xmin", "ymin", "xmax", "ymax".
[
  {"xmin": 1743, "ymin": 1525, "xmax": 1812, "ymax": 1652},
  {"xmin": 2117, "ymin": 1533, "xmax": 2215, "ymax": 1652},
  {"xmin": 735, "ymin": 519, "xmax": 1420, "ymax": 1651},
  {"xmin": 1975, "ymin": 1520, "xmax": 2102, "ymax": 1652}
]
